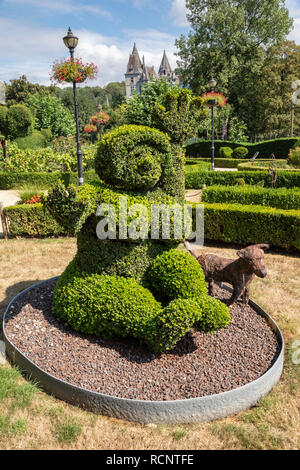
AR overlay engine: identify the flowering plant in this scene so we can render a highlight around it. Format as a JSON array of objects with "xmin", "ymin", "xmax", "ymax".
[
  {"xmin": 25, "ymin": 194, "xmax": 41, "ymax": 204},
  {"xmin": 91, "ymin": 111, "xmax": 110, "ymax": 125},
  {"xmin": 51, "ymin": 57, "xmax": 98, "ymax": 84},
  {"xmin": 201, "ymin": 91, "xmax": 227, "ymax": 108},
  {"xmin": 84, "ymin": 124, "xmax": 98, "ymax": 133}
]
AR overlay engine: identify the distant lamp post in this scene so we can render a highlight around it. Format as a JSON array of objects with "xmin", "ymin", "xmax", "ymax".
[
  {"xmin": 63, "ymin": 27, "xmax": 84, "ymax": 185},
  {"xmin": 208, "ymin": 77, "xmax": 217, "ymax": 171}
]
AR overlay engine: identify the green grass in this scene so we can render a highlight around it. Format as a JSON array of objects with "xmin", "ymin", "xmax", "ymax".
[
  {"xmin": 55, "ymin": 418, "xmax": 82, "ymax": 444},
  {"xmin": 0, "ymin": 366, "xmax": 38, "ymax": 410}
]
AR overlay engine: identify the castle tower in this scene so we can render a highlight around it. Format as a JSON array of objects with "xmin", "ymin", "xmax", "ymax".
[
  {"xmin": 158, "ymin": 50, "xmax": 180, "ymax": 84},
  {"xmin": 125, "ymin": 44, "xmax": 180, "ymax": 99},
  {"xmin": 158, "ymin": 50, "xmax": 172, "ymax": 77},
  {"xmin": 125, "ymin": 43, "xmax": 143, "ymax": 99}
]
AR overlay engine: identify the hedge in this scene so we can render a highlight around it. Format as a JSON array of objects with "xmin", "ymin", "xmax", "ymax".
[
  {"xmin": 0, "ymin": 170, "xmax": 99, "ymax": 189},
  {"xmin": 202, "ymin": 185, "xmax": 300, "ymax": 210},
  {"xmin": 237, "ymin": 161, "xmax": 299, "ymax": 172},
  {"xmin": 203, "ymin": 203, "xmax": 300, "ymax": 251},
  {"xmin": 186, "ymin": 137, "xmax": 300, "ymax": 159},
  {"xmin": 3, "ymin": 203, "xmax": 69, "ymax": 237},
  {"xmin": 186, "ymin": 169, "xmax": 300, "ymax": 189},
  {"xmin": 186, "ymin": 157, "xmax": 281, "ymax": 169}
]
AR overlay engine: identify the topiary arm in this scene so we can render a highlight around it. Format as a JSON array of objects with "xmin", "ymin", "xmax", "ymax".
[{"xmin": 42, "ymin": 180, "xmax": 100, "ymax": 233}]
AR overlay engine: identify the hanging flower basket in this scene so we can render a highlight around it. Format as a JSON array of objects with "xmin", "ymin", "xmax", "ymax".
[
  {"xmin": 91, "ymin": 111, "xmax": 110, "ymax": 125},
  {"xmin": 51, "ymin": 57, "xmax": 98, "ymax": 84},
  {"xmin": 202, "ymin": 91, "xmax": 227, "ymax": 108},
  {"xmin": 84, "ymin": 124, "xmax": 98, "ymax": 133}
]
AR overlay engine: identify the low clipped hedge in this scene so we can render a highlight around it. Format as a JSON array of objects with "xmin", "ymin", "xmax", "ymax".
[
  {"xmin": 202, "ymin": 185, "xmax": 300, "ymax": 210},
  {"xmin": 186, "ymin": 169, "xmax": 300, "ymax": 189},
  {"xmin": 3, "ymin": 203, "xmax": 69, "ymax": 237},
  {"xmin": 0, "ymin": 170, "xmax": 99, "ymax": 189},
  {"xmin": 237, "ymin": 161, "xmax": 300, "ymax": 172},
  {"xmin": 203, "ymin": 202, "xmax": 300, "ymax": 251},
  {"xmin": 186, "ymin": 138, "xmax": 300, "ymax": 159},
  {"xmin": 186, "ymin": 158, "xmax": 280, "ymax": 169}
]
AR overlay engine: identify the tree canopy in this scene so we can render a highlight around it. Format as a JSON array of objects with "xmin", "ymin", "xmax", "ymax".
[{"xmin": 175, "ymin": 0, "xmax": 294, "ymax": 140}]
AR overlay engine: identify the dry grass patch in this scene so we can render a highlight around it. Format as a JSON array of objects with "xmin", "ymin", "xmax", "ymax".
[{"xmin": 0, "ymin": 238, "xmax": 299, "ymax": 450}]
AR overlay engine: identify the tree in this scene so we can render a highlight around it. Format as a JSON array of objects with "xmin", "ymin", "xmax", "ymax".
[
  {"xmin": 5, "ymin": 75, "xmax": 57, "ymax": 106},
  {"xmin": 0, "ymin": 104, "xmax": 33, "ymax": 156},
  {"xmin": 153, "ymin": 88, "xmax": 206, "ymax": 146},
  {"xmin": 175, "ymin": 0, "xmax": 293, "ymax": 139},
  {"xmin": 259, "ymin": 41, "xmax": 300, "ymax": 139},
  {"xmin": 27, "ymin": 93, "xmax": 75, "ymax": 137},
  {"xmin": 57, "ymin": 86, "xmax": 98, "ymax": 133},
  {"xmin": 124, "ymin": 78, "xmax": 180, "ymax": 127}
]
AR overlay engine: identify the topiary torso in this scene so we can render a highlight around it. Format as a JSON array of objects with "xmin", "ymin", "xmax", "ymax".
[{"xmin": 45, "ymin": 125, "xmax": 230, "ymax": 352}]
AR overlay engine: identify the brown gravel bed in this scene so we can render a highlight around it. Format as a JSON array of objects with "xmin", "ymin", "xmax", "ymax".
[{"xmin": 3, "ymin": 279, "xmax": 281, "ymax": 401}]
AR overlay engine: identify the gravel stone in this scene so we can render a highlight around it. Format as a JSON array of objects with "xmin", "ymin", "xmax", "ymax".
[{"xmin": 4, "ymin": 279, "xmax": 280, "ymax": 401}]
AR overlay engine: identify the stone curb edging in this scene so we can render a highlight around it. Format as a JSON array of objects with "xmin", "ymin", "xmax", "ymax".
[{"xmin": 2, "ymin": 277, "xmax": 284, "ymax": 424}]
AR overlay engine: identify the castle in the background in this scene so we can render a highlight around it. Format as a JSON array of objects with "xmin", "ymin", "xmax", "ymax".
[{"xmin": 125, "ymin": 43, "xmax": 180, "ymax": 99}]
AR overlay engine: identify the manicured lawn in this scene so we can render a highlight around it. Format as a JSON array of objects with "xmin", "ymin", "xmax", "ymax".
[{"xmin": 0, "ymin": 238, "xmax": 299, "ymax": 450}]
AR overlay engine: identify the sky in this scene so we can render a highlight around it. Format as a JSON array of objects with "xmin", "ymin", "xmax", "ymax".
[{"xmin": 0, "ymin": 0, "xmax": 300, "ymax": 88}]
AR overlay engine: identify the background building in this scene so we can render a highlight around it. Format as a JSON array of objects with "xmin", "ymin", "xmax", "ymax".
[{"xmin": 125, "ymin": 43, "xmax": 179, "ymax": 99}]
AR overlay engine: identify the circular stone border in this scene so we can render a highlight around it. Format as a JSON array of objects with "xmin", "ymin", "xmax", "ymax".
[{"xmin": 2, "ymin": 277, "xmax": 284, "ymax": 424}]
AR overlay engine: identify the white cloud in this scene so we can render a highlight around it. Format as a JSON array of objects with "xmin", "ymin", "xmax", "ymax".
[
  {"xmin": 169, "ymin": 0, "xmax": 189, "ymax": 27},
  {"xmin": 0, "ymin": 18, "xmax": 178, "ymax": 86},
  {"xmin": 3, "ymin": 0, "xmax": 112, "ymax": 18}
]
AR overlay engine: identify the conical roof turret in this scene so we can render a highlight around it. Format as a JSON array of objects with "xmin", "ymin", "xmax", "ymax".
[{"xmin": 158, "ymin": 50, "xmax": 172, "ymax": 76}]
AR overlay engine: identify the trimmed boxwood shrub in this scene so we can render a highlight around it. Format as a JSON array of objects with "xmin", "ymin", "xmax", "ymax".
[
  {"xmin": 202, "ymin": 185, "xmax": 300, "ymax": 210},
  {"xmin": 3, "ymin": 203, "xmax": 68, "ymax": 237},
  {"xmin": 147, "ymin": 249, "xmax": 208, "ymax": 303},
  {"xmin": 288, "ymin": 147, "xmax": 300, "ymax": 168},
  {"xmin": 185, "ymin": 169, "xmax": 300, "ymax": 189},
  {"xmin": 233, "ymin": 146, "xmax": 248, "ymax": 158},
  {"xmin": 95, "ymin": 124, "xmax": 173, "ymax": 191},
  {"xmin": 53, "ymin": 262, "xmax": 206, "ymax": 352},
  {"xmin": 195, "ymin": 296, "xmax": 231, "ymax": 333},
  {"xmin": 14, "ymin": 130, "xmax": 47, "ymax": 150},
  {"xmin": 186, "ymin": 138, "xmax": 299, "ymax": 159},
  {"xmin": 203, "ymin": 202, "xmax": 300, "ymax": 251},
  {"xmin": 53, "ymin": 272, "xmax": 162, "ymax": 341},
  {"xmin": 219, "ymin": 147, "xmax": 233, "ymax": 158},
  {"xmin": 149, "ymin": 298, "xmax": 203, "ymax": 352}
]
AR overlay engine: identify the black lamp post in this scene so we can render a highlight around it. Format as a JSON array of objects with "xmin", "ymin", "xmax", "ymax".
[
  {"xmin": 63, "ymin": 27, "xmax": 84, "ymax": 185},
  {"xmin": 208, "ymin": 77, "xmax": 217, "ymax": 171}
]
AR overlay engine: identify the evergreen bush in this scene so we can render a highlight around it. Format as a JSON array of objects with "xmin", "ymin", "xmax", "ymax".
[{"xmin": 219, "ymin": 147, "xmax": 233, "ymax": 158}]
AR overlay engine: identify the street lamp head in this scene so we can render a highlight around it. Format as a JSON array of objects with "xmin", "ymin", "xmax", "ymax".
[
  {"xmin": 63, "ymin": 27, "xmax": 79, "ymax": 51},
  {"xmin": 209, "ymin": 77, "xmax": 217, "ymax": 90}
]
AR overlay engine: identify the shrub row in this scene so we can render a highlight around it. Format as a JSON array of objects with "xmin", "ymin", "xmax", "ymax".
[
  {"xmin": 185, "ymin": 158, "xmax": 283, "ymax": 169},
  {"xmin": 186, "ymin": 138, "xmax": 300, "ymax": 159},
  {"xmin": 0, "ymin": 170, "xmax": 99, "ymax": 189},
  {"xmin": 202, "ymin": 185, "xmax": 300, "ymax": 210},
  {"xmin": 3, "ymin": 203, "xmax": 69, "ymax": 237},
  {"xmin": 237, "ymin": 161, "xmax": 299, "ymax": 172},
  {"xmin": 185, "ymin": 169, "xmax": 300, "ymax": 189},
  {"xmin": 4, "ymin": 200, "xmax": 300, "ymax": 252},
  {"xmin": 203, "ymin": 203, "xmax": 300, "ymax": 251}
]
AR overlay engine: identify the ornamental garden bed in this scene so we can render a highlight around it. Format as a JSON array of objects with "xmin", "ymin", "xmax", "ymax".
[{"xmin": 3, "ymin": 277, "xmax": 283, "ymax": 424}]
